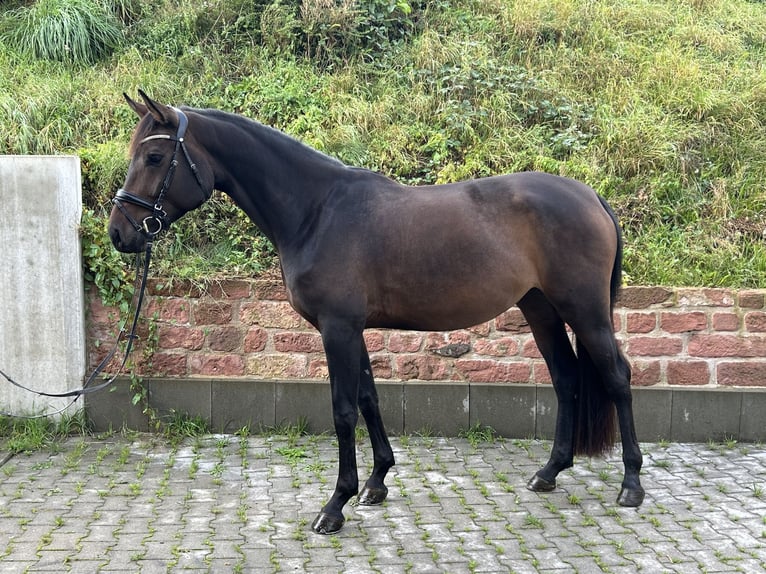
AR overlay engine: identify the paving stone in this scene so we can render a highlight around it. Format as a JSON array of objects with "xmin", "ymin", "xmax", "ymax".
[{"xmin": 0, "ymin": 436, "xmax": 765, "ymax": 572}]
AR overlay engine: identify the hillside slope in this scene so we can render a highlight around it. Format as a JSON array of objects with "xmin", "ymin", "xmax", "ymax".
[{"xmin": 2, "ymin": 0, "xmax": 765, "ymax": 287}]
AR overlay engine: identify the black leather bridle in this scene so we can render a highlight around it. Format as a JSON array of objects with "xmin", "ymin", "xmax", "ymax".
[
  {"xmin": 112, "ymin": 107, "xmax": 210, "ymax": 239},
  {"xmin": 0, "ymin": 108, "xmax": 212, "ymax": 417}
]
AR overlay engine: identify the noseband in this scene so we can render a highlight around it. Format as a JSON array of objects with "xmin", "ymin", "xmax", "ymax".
[{"xmin": 113, "ymin": 108, "xmax": 209, "ymax": 238}]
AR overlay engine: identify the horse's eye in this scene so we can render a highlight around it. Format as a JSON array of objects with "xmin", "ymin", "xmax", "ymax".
[{"xmin": 146, "ymin": 153, "xmax": 163, "ymax": 166}]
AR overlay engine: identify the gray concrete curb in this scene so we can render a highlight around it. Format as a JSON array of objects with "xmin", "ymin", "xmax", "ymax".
[{"xmin": 86, "ymin": 379, "xmax": 766, "ymax": 443}]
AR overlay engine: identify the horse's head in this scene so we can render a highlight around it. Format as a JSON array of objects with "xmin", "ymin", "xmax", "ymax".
[{"xmin": 108, "ymin": 91, "xmax": 213, "ymax": 253}]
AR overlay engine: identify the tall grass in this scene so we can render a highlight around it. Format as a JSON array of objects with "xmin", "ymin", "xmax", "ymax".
[
  {"xmin": 2, "ymin": 0, "xmax": 123, "ymax": 64},
  {"xmin": 1, "ymin": 0, "xmax": 765, "ymax": 287}
]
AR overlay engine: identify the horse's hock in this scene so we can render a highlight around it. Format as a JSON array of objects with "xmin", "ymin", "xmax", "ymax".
[
  {"xmin": 85, "ymin": 278, "xmax": 766, "ymax": 443},
  {"xmin": 0, "ymin": 156, "xmax": 86, "ymax": 416}
]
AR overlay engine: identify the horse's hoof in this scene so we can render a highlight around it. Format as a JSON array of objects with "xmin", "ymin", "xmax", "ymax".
[
  {"xmin": 311, "ymin": 511, "xmax": 345, "ymax": 535},
  {"xmin": 617, "ymin": 486, "xmax": 645, "ymax": 507},
  {"xmin": 358, "ymin": 485, "xmax": 388, "ymax": 506},
  {"xmin": 527, "ymin": 474, "xmax": 556, "ymax": 492}
]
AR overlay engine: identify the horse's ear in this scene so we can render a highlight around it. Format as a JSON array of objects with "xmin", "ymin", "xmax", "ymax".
[
  {"xmin": 124, "ymin": 93, "xmax": 148, "ymax": 118},
  {"xmin": 138, "ymin": 89, "xmax": 176, "ymax": 126}
]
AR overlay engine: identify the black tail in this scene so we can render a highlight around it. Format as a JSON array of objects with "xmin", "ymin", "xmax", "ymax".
[
  {"xmin": 573, "ymin": 339, "xmax": 618, "ymax": 456},
  {"xmin": 573, "ymin": 195, "xmax": 623, "ymax": 457}
]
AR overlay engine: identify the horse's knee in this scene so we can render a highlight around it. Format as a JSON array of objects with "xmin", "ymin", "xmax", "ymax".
[
  {"xmin": 333, "ymin": 407, "xmax": 358, "ymax": 436},
  {"xmin": 605, "ymin": 358, "xmax": 633, "ymax": 404}
]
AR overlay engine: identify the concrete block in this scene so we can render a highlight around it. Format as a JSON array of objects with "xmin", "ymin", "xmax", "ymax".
[
  {"xmin": 535, "ymin": 385, "xmax": 557, "ymax": 440},
  {"xmin": 469, "ymin": 383, "xmax": 536, "ymax": 438},
  {"xmin": 404, "ymin": 382, "xmax": 469, "ymax": 436},
  {"xmin": 275, "ymin": 380, "xmax": 333, "ymax": 433},
  {"xmin": 739, "ymin": 390, "xmax": 766, "ymax": 442},
  {"xmin": 375, "ymin": 381, "xmax": 404, "ymax": 435},
  {"xmin": 0, "ymin": 156, "xmax": 85, "ymax": 416},
  {"xmin": 670, "ymin": 388, "xmax": 742, "ymax": 442},
  {"xmin": 632, "ymin": 387, "xmax": 672, "ymax": 442},
  {"xmin": 148, "ymin": 377, "xmax": 211, "ymax": 421},
  {"xmin": 85, "ymin": 377, "xmax": 149, "ymax": 432},
  {"xmin": 84, "ymin": 378, "xmax": 766, "ymax": 444},
  {"xmin": 211, "ymin": 379, "xmax": 276, "ymax": 433}
]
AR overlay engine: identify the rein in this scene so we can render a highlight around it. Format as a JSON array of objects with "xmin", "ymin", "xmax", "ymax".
[
  {"xmin": 1, "ymin": 108, "xmax": 208, "ymax": 419},
  {"xmin": 0, "ymin": 243, "xmax": 153, "ymax": 418}
]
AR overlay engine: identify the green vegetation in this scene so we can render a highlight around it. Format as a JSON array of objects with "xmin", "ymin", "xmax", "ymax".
[
  {"xmin": 2, "ymin": 0, "xmax": 765, "ymax": 287},
  {"xmin": 459, "ymin": 423, "xmax": 497, "ymax": 447},
  {"xmin": 0, "ymin": 412, "xmax": 89, "ymax": 453},
  {"xmin": 1, "ymin": 0, "xmax": 125, "ymax": 64},
  {"xmin": 160, "ymin": 410, "xmax": 211, "ymax": 444}
]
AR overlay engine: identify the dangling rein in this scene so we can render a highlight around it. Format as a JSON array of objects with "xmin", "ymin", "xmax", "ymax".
[
  {"xmin": 0, "ymin": 241, "xmax": 154, "ymax": 419},
  {"xmin": 0, "ymin": 108, "xmax": 204, "ymax": 419}
]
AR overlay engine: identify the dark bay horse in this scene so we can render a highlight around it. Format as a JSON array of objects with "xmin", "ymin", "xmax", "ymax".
[{"xmin": 109, "ymin": 91, "xmax": 645, "ymax": 534}]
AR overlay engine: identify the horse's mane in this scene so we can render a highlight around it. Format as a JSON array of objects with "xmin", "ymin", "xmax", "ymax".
[
  {"xmin": 188, "ymin": 107, "xmax": 348, "ymax": 169},
  {"xmin": 128, "ymin": 105, "xmax": 346, "ymax": 169}
]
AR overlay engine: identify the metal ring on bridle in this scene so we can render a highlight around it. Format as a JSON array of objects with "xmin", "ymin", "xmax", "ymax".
[{"xmin": 142, "ymin": 216, "xmax": 164, "ymax": 236}]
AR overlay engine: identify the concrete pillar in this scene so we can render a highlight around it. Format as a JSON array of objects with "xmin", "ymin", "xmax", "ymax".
[{"xmin": 0, "ymin": 156, "xmax": 85, "ymax": 417}]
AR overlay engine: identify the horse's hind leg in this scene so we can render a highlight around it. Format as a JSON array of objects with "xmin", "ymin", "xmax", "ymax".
[
  {"xmin": 522, "ymin": 288, "xmax": 644, "ymax": 507},
  {"xmin": 518, "ymin": 289, "xmax": 580, "ymax": 491},
  {"xmin": 357, "ymin": 341, "xmax": 395, "ymax": 505},
  {"xmin": 573, "ymin": 323, "xmax": 644, "ymax": 507}
]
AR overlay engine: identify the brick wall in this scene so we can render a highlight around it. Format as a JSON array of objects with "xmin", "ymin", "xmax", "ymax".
[{"xmin": 86, "ymin": 280, "xmax": 766, "ymax": 389}]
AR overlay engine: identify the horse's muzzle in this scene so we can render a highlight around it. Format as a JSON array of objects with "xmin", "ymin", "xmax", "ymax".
[{"xmin": 109, "ymin": 223, "xmax": 147, "ymax": 254}]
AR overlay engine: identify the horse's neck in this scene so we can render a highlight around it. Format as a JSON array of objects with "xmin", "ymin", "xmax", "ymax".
[{"xmin": 206, "ymin": 114, "xmax": 346, "ymax": 250}]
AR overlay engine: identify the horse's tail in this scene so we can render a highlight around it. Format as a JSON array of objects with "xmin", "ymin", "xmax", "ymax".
[
  {"xmin": 573, "ymin": 195, "xmax": 622, "ymax": 457},
  {"xmin": 599, "ymin": 193, "xmax": 623, "ymax": 316}
]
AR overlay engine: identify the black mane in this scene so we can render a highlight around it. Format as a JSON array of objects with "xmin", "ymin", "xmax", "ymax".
[{"xmin": 187, "ymin": 106, "xmax": 348, "ymax": 170}]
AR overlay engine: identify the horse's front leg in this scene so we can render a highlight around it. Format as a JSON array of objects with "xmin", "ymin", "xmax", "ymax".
[
  {"xmin": 311, "ymin": 319, "xmax": 363, "ymax": 535},
  {"xmin": 357, "ymin": 341, "xmax": 395, "ymax": 505}
]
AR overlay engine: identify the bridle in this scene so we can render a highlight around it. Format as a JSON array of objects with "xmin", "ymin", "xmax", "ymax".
[
  {"xmin": 0, "ymin": 108, "xmax": 212, "ymax": 418},
  {"xmin": 112, "ymin": 107, "xmax": 210, "ymax": 239}
]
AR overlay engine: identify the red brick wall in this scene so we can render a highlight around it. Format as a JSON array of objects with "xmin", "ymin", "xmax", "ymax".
[{"xmin": 86, "ymin": 281, "xmax": 766, "ymax": 388}]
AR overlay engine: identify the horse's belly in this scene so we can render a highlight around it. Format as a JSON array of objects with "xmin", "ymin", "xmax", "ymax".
[{"xmin": 367, "ymin": 275, "xmax": 529, "ymax": 331}]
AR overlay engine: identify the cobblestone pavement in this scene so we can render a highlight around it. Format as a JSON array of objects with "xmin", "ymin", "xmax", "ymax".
[{"xmin": 0, "ymin": 433, "xmax": 764, "ymax": 573}]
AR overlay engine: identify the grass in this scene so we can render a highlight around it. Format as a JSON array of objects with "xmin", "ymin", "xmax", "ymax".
[
  {"xmin": 0, "ymin": 412, "xmax": 89, "ymax": 454},
  {"xmin": 1, "ymin": 0, "xmax": 765, "ymax": 288},
  {"xmin": 459, "ymin": 423, "xmax": 497, "ymax": 448},
  {"xmin": 160, "ymin": 410, "xmax": 210, "ymax": 444},
  {"xmin": 1, "ymin": 0, "xmax": 123, "ymax": 65},
  {"xmin": 275, "ymin": 445, "xmax": 309, "ymax": 464}
]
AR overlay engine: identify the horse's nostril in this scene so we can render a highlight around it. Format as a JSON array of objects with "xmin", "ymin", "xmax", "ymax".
[{"xmin": 109, "ymin": 226, "xmax": 122, "ymax": 249}]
